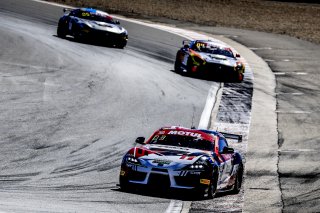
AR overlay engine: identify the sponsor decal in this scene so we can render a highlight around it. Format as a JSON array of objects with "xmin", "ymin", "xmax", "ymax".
[
  {"xmin": 180, "ymin": 155, "xmax": 196, "ymax": 160},
  {"xmin": 153, "ymin": 159, "xmax": 172, "ymax": 165},
  {"xmin": 189, "ymin": 171, "xmax": 201, "ymax": 175},
  {"xmin": 120, "ymin": 170, "xmax": 126, "ymax": 176},
  {"xmin": 167, "ymin": 131, "xmax": 201, "ymax": 138},
  {"xmin": 200, "ymin": 179, "xmax": 210, "ymax": 185},
  {"xmin": 179, "ymin": 171, "xmax": 188, "ymax": 176}
]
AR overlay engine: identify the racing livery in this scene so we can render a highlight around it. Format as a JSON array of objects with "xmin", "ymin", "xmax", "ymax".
[
  {"xmin": 57, "ymin": 8, "xmax": 128, "ymax": 48},
  {"xmin": 174, "ymin": 40, "xmax": 245, "ymax": 82},
  {"xmin": 119, "ymin": 126, "xmax": 243, "ymax": 199}
]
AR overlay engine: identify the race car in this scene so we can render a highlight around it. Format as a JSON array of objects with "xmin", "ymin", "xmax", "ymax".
[
  {"xmin": 119, "ymin": 126, "xmax": 243, "ymax": 199},
  {"xmin": 174, "ymin": 40, "xmax": 245, "ymax": 82},
  {"xmin": 57, "ymin": 8, "xmax": 128, "ymax": 48}
]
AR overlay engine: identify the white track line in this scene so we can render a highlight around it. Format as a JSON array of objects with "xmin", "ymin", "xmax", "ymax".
[{"xmin": 198, "ymin": 82, "xmax": 221, "ymax": 129}]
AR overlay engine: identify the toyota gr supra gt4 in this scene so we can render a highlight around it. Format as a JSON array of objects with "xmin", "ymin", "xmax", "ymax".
[
  {"xmin": 119, "ymin": 126, "xmax": 243, "ymax": 199},
  {"xmin": 57, "ymin": 8, "xmax": 128, "ymax": 48},
  {"xmin": 174, "ymin": 40, "xmax": 245, "ymax": 82}
]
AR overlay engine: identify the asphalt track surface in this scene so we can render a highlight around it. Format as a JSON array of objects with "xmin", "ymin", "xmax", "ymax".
[{"xmin": 1, "ymin": 0, "xmax": 319, "ymax": 212}]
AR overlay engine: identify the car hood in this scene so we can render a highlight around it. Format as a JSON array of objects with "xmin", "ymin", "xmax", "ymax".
[
  {"xmin": 77, "ymin": 18, "xmax": 127, "ymax": 34},
  {"xmin": 199, "ymin": 52, "xmax": 237, "ymax": 66},
  {"xmin": 131, "ymin": 144, "xmax": 211, "ymax": 169}
]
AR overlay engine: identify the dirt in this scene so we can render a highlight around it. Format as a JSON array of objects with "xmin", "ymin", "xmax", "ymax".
[{"xmin": 46, "ymin": 0, "xmax": 320, "ymax": 44}]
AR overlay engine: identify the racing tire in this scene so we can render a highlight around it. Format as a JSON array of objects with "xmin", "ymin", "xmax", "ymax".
[
  {"xmin": 207, "ymin": 169, "xmax": 218, "ymax": 199},
  {"xmin": 234, "ymin": 73, "xmax": 244, "ymax": 83},
  {"xmin": 116, "ymin": 41, "xmax": 127, "ymax": 49},
  {"xmin": 119, "ymin": 177, "xmax": 131, "ymax": 192},
  {"xmin": 73, "ymin": 31, "xmax": 82, "ymax": 42},
  {"xmin": 174, "ymin": 52, "xmax": 182, "ymax": 73},
  {"xmin": 57, "ymin": 26, "xmax": 66, "ymax": 38},
  {"xmin": 196, "ymin": 169, "xmax": 218, "ymax": 199},
  {"xmin": 231, "ymin": 163, "xmax": 243, "ymax": 194}
]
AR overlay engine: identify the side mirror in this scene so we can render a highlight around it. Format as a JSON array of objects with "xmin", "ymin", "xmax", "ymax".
[
  {"xmin": 221, "ymin": 147, "xmax": 234, "ymax": 154},
  {"xmin": 183, "ymin": 44, "xmax": 189, "ymax": 49},
  {"xmin": 115, "ymin": 20, "xmax": 120, "ymax": 25},
  {"xmin": 236, "ymin": 53, "xmax": 241, "ymax": 58},
  {"xmin": 135, "ymin": 137, "xmax": 145, "ymax": 144}
]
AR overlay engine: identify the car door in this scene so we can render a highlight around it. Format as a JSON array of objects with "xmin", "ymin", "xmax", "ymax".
[{"xmin": 217, "ymin": 137, "xmax": 233, "ymax": 188}]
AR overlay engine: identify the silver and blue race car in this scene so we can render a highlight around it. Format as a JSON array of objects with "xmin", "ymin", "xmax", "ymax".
[
  {"xmin": 119, "ymin": 126, "xmax": 243, "ymax": 199},
  {"xmin": 57, "ymin": 8, "xmax": 128, "ymax": 48}
]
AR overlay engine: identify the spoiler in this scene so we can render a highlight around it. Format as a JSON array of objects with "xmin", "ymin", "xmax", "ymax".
[
  {"xmin": 220, "ymin": 132, "xmax": 242, "ymax": 142},
  {"xmin": 63, "ymin": 8, "xmax": 72, "ymax": 13},
  {"xmin": 182, "ymin": 40, "xmax": 190, "ymax": 47}
]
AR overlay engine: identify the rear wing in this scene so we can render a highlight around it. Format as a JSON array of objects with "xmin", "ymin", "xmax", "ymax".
[
  {"xmin": 63, "ymin": 8, "xmax": 73, "ymax": 13},
  {"xmin": 220, "ymin": 132, "xmax": 242, "ymax": 142},
  {"xmin": 199, "ymin": 129, "xmax": 242, "ymax": 142},
  {"xmin": 182, "ymin": 40, "xmax": 191, "ymax": 48}
]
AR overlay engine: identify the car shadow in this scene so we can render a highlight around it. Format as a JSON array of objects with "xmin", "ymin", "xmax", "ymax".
[
  {"xmin": 170, "ymin": 69, "xmax": 241, "ymax": 83},
  {"xmin": 53, "ymin": 34, "xmax": 125, "ymax": 49},
  {"xmin": 112, "ymin": 186, "xmax": 227, "ymax": 201}
]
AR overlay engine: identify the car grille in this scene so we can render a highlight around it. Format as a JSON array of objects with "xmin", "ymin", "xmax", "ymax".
[
  {"xmin": 151, "ymin": 168, "xmax": 168, "ymax": 173},
  {"xmin": 130, "ymin": 171, "xmax": 147, "ymax": 181},
  {"xmin": 204, "ymin": 63, "xmax": 234, "ymax": 73},
  {"xmin": 174, "ymin": 175, "xmax": 199, "ymax": 187},
  {"xmin": 148, "ymin": 173, "xmax": 170, "ymax": 188}
]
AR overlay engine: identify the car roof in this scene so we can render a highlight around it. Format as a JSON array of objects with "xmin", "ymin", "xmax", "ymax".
[
  {"xmin": 79, "ymin": 8, "xmax": 110, "ymax": 16},
  {"xmin": 152, "ymin": 126, "xmax": 215, "ymax": 142},
  {"xmin": 193, "ymin": 40, "xmax": 229, "ymax": 49}
]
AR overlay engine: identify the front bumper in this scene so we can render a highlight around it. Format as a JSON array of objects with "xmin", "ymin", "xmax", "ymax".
[
  {"xmin": 120, "ymin": 163, "xmax": 211, "ymax": 189},
  {"xmin": 79, "ymin": 28, "xmax": 128, "ymax": 44},
  {"xmin": 199, "ymin": 63, "xmax": 244, "ymax": 76}
]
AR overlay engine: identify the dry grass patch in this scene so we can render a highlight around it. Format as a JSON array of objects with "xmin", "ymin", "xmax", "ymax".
[{"xmin": 47, "ymin": 0, "xmax": 320, "ymax": 44}]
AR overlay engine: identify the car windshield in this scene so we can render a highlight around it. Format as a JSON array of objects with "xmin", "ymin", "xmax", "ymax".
[
  {"xmin": 148, "ymin": 134, "xmax": 214, "ymax": 151},
  {"xmin": 77, "ymin": 11, "xmax": 115, "ymax": 24},
  {"xmin": 194, "ymin": 42, "xmax": 234, "ymax": 58}
]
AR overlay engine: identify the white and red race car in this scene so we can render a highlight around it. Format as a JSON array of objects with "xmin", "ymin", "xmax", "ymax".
[{"xmin": 119, "ymin": 126, "xmax": 243, "ymax": 199}]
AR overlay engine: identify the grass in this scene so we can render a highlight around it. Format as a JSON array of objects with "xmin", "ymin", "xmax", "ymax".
[{"xmin": 47, "ymin": 0, "xmax": 320, "ymax": 44}]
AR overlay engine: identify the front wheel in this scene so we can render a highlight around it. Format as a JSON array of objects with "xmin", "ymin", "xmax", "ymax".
[
  {"xmin": 119, "ymin": 177, "xmax": 131, "ymax": 192},
  {"xmin": 116, "ymin": 41, "xmax": 127, "ymax": 49},
  {"xmin": 234, "ymin": 73, "xmax": 244, "ymax": 82},
  {"xmin": 231, "ymin": 163, "xmax": 243, "ymax": 194},
  {"xmin": 196, "ymin": 170, "xmax": 218, "ymax": 199},
  {"xmin": 57, "ymin": 25, "xmax": 66, "ymax": 38},
  {"xmin": 207, "ymin": 171, "xmax": 218, "ymax": 198}
]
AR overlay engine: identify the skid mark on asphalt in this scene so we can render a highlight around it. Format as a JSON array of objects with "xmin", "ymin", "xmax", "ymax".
[{"xmin": 190, "ymin": 62, "xmax": 253, "ymax": 212}]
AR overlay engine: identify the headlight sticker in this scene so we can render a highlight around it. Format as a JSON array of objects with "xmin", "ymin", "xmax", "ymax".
[{"xmin": 200, "ymin": 179, "xmax": 210, "ymax": 185}]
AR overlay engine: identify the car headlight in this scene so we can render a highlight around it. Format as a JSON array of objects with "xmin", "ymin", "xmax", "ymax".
[
  {"xmin": 184, "ymin": 156, "xmax": 209, "ymax": 170},
  {"xmin": 124, "ymin": 156, "xmax": 141, "ymax": 165},
  {"xmin": 234, "ymin": 62, "xmax": 243, "ymax": 71},
  {"xmin": 189, "ymin": 164, "xmax": 205, "ymax": 169}
]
